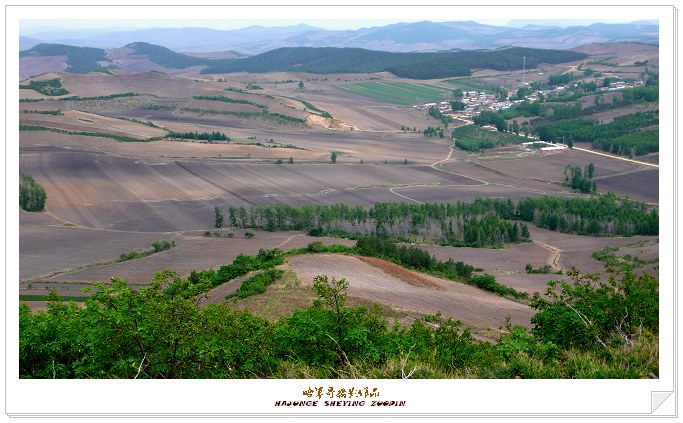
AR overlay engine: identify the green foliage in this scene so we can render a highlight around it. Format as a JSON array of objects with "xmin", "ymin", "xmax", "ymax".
[
  {"xmin": 19, "ymin": 78, "xmax": 69, "ymax": 96},
  {"xmin": 192, "ymin": 95, "xmax": 267, "ymax": 109},
  {"xmin": 330, "ymin": 152, "xmax": 337, "ymax": 164},
  {"xmin": 152, "ymin": 240, "xmax": 175, "ymax": 253},
  {"xmin": 214, "ymin": 206, "xmax": 224, "ymax": 229},
  {"xmin": 534, "ymin": 110, "xmax": 658, "ymax": 151},
  {"xmin": 467, "ymin": 274, "xmax": 526, "ymax": 298},
  {"xmin": 591, "ymin": 245, "xmax": 658, "ymax": 271},
  {"xmin": 168, "ymin": 131, "xmax": 230, "ymax": 141},
  {"xmin": 428, "ymin": 106, "xmax": 453, "ymax": 128},
  {"xmin": 276, "ymin": 275, "xmax": 389, "ymax": 369},
  {"xmin": 239, "ymin": 200, "xmax": 529, "ymax": 247},
  {"xmin": 179, "ymin": 248, "xmax": 284, "ymax": 298},
  {"xmin": 61, "ymin": 93, "xmax": 138, "ymax": 101},
  {"xmin": 200, "ymin": 46, "xmax": 584, "ymax": 79},
  {"xmin": 19, "ymin": 124, "xmax": 157, "ymax": 143},
  {"xmin": 19, "ymin": 173, "xmax": 46, "ymax": 212},
  {"xmin": 301, "ymin": 100, "xmax": 331, "ymax": 118},
  {"xmin": 19, "ymin": 265, "xmax": 658, "ymax": 379},
  {"xmin": 548, "ymin": 72, "xmax": 574, "ymax": 86},
  {"xmin": 472, "ymin": 110, "xmax": 508, "ymax": 131},
  {"xmin": 423, "ymin": 126, "xmax": 444, "ymax": 138},
  {"xmin": 118, "ymin": 240, "xmax": 176, "ymax": 262},
  {"xmin": 450, "ymin": 100, "xmax": 465, "ymax": 111},
  {"xmin": 452, "ymin": 125, "xmax": 529, "ymax": 152},
  {"xmin": 530, "ymin": 269, "xmax": 658, "ymax": 351},
  {"xmin": 92, "ymin": 67, "xmax": 114, "ymax": 75},
  {"xmin": 563, "ymin": 164, "xmax": 596, "ymax": 194},
  {"xmin": 593, "ymin": 130, "xmax": 658, "ymax": 156},
  {"xmin": 516, "ymin": 194, "xmax": 657, "ymax": 236},
  {"xmin": 234, "ymin": 269, "xmax": 284, "ymax": 299},
  {"xmin": 525, "ymin": 264, "xmax": 551, "ymax": 274},
  {"xmin": 22, "ymin": 109, "xmax": 63, "ymax": 116},
  {"xmin": 20, "ymin": 274, "xmax": 278, "ymax": 378}
]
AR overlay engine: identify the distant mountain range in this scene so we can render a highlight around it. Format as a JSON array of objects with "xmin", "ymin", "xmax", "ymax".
[{"xmin": 20, "ymin": 20, "xmax": 658, "ymax": 54}]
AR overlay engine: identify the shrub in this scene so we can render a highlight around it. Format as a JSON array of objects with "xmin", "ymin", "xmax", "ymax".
[{"xmin": 19, "ymin": 173, "xmax": 46, "ymax": 212}]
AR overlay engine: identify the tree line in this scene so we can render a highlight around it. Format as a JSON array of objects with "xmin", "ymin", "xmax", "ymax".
[
  {"xmin": 167, "ymin": 131, "xmax": 230, "ymax": 141},
  {"xmin": 221, "ymin": 196, "xmax": 657, "ymax": 241},
  {"xmin": 199, "ymin": 46, "xmax": 585, "ymax": 79},
  {"xmin": 224, "ymin": 201, "xmax": 531, "ymax": 248},
  {"xmin": 516, "ymin": 193, "xmax": 657, "ymax": 236}
]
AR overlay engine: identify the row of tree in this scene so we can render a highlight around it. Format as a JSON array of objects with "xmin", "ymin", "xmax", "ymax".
[
  {"xmin": 516, "ymin": 193, "xmax": 658, "ymax": 236},
  {"xmin": 222, "ymin": 201, "xmax": 532, "ymax": 247},
  {"xmin": 221, "ymin": 195, "xmax": 657, "ymax": 242},
  {"xmin": 167, "ymin": 131, "xmax": 230, "ymax": 141}
]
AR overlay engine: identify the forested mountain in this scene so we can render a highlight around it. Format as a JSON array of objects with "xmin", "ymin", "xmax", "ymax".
[
  {"xmin": 200, "ymin": 46, "xmax": 587, "ymax": 78},
  {"xmin": 19, "ymin": 43, "xmax": 108, "ymax": 73},
  {"xmin": 20, "ymin": 42, "xmax": 587, "ymax": 79},
  {"xmin": 125, "ymin": 42, "xmax": 212, "ymax": 68}
]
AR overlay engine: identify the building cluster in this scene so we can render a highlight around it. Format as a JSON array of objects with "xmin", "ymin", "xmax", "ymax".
[{"xmin": 412, "ymin": 77, "xmax": 646, "ymax": 125}]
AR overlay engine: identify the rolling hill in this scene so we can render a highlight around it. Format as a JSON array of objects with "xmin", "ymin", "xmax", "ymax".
[{"xmin": 20, "ymin": 43, "xmax": 587, "ymax": 80}]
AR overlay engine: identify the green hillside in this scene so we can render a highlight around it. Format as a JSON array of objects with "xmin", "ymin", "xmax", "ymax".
[{"xmin": 201, "ymin": 46, "xmax": 587, "ymax": 79}]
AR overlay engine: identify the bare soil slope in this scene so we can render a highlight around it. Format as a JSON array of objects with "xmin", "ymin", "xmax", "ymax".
[{"xmin": 288, "ymin": 254, "xmax": 535, "ymax": 332}]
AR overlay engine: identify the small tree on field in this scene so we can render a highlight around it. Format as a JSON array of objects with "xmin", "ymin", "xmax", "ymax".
[
  {"xmin": 288, "ymin": 157, "xmax": 294, "ymax": 164},
  {"xmin": 586, "ymin": 163, "xmax": 595, "ymax": 178},
  {"xmin": 330, "ymin": 152, "xmax": 337, "ymax": 164},
  {"xmin": 214, "ymin": 206, "xmax": 224, "ymax": 229},
  {"xmin": 19, "ymin": 173, "xmax": 46, "ymax": 212},
  {"xmin": 298, "ymin": 81, "xmax": 304, "ymax": 90}
]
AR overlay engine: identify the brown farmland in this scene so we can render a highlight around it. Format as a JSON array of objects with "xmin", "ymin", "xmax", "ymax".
[
  {"xmin": 18, "ymin": 62, "xmax": 659, "ymax": 330},
  {"xmin": 288, "ymin": 254, "xmax": 535, "ymax": 334}
]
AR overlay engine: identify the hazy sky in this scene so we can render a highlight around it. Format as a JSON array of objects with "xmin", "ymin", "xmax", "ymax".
[{"xmin": 20, "ymin": 18, "xmax": 641, "ymax": 34}]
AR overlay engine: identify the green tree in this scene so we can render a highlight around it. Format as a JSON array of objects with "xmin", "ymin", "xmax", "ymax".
[
  {"xmin": 512, "ymin": 120, "xmax": 519, "ymax": 135},
  {"xmin": 496, "ymin": 86, "xmax": 508, "ymax": 101},
  {"xmin": 330, "ymin": 152, "xmax": 337, "ymax": 164},
  {"xmin": 288, "ymin": 157, "xmax": 294, "ymax": 164},
  {"xmin": 530, "ymin": 269, "xmax": 658, "ymax": 351},
  {"xmin": 298, "ymin": 81, "xmax": 304, "ymax": 89},
  {"xmin": 214, "ymin": 206, "xmax": 224, "ymax": 228},
  {"xmin": 586, "ymin": 163, "xmax": 595, "ymax": 178},
  {"xmin": 19, "ymin": 173, "xmax": 47, "ymax": 212}
]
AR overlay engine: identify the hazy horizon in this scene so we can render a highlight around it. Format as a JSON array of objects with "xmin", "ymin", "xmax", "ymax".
[{"xmin": 20, "ymin": 18, "xmax": 653, "ymax": 36}]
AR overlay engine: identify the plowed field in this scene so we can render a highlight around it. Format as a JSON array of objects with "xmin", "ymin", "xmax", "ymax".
[{"xmin": 288, "ymin": 254, "xmax": 535, "ymax": 333}]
